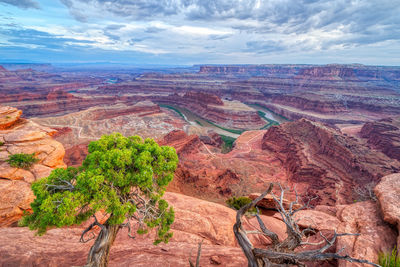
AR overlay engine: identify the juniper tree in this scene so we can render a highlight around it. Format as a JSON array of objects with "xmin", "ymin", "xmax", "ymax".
[{"xmin": 22, "ymin": 133, "xmax": 179, "ymax": 267}]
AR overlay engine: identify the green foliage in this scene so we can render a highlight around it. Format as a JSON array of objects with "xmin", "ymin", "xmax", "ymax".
[
  {"xmin": 6, "ymin": 153, "xmax": 39, "ymax": 169},
  {"xmin": 0, "ymin": 141, "xmax": 4, "ymax": 146},
  {"xmin": 22, "ymin": 133, "xmax": 179, "ymax": 245},
  {"xmin": 220, "ymin": 135, "xmax": 236, "ymax": 153},
  {"xmin": 379, "ymin": 247, "xmax": 400, "ymax": 267},
  {"xmin": 226, "ymin": 196, "xmax": 256, "ymax": 213}
]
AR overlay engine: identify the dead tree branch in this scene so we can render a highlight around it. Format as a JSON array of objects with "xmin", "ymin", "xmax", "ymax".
[
  {"xmin": 80, "ymin": 215, "xmax": 105, "ymax": 243},
  {"xmin": 233, "ymin": 183, "xmax": 381, "ymax": 267},
  {"xmin": 189, "ymin": 240, "xmax": 203, "ymax": 267}
]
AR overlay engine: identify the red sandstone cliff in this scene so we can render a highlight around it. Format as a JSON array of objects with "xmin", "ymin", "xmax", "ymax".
[
  {"xmin": 161, "ymin": 120, "xmax": 400, "ymax": 206},
  {"xmin": 0, "ymin": 106, "xmax": 66, "ymax": 226},
  {"xmin": 360, "ymin": 116, "xmax": 400, "ymax": 161},
  {"xmin": 160, "ymin": 130, "xmax": 286, "ymax": 202},
  {"xmin": 262, "ymin": 119, "xmax": 400, "ymax": 205}
]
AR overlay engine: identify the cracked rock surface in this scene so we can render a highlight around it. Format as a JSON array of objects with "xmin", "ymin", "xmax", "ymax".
[{"xmin": 0, "ymin": 106, "xmax": 66, "ymax": 227}]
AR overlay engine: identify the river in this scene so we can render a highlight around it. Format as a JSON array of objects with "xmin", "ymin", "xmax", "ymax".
[{"xmin": 161, "ymin": 103, "xmax": 287, "ymax": 139}]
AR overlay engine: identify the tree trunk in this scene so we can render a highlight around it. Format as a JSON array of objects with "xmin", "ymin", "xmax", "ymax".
[{"xmin": 85, "ymin": 223, "xmax": 120, "ymax": 267}]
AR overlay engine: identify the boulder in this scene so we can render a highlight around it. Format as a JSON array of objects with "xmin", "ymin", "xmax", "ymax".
[
  {"xmin": 163, "ymin": 192, "xmax": 237, "ymax": 246},
  {"xmin": 0, "ymin": 106, "xmax": 22, "ymax": 130},
  {"xmin": 242, "ymin": 215, "xmax": 287, "ymax": 247},
  {"xmin": 336, "ymin": 201, "xmax": 397, "ymax": 266},
  {"xmin": 293, "ymin": 209, "xmax": 340, "ymax": 231},
  {"xmin": 374, "ymin": 173, "xmax": 400, "ymax": 250},
  {"xmin": 249, "ymin": 193, "xmax": 301, "ymax": 211},
  {"xmin": 0, "ymin": 180, "xmax": 34, "ymax": 227}
]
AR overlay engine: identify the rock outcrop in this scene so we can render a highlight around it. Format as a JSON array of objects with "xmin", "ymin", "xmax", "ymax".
[
  {"xmin": 0, "ymin": 106, "xmax": 66, "ymax": 226},
  {"xmin": 161, "ymin": 130, "xmax": 286, "ymax": 203},
  {"xmin": 336, "ymin": 201, "xmax": 397, "ymax": 266},
  {"xmin": 0, "ymin": 106, "xmax": 22, "ymax": 130},
  {"xmin": 262, "ymin": 119, "xmax": 400, "ymax": 205},
  {"xmin": 294, "ymin": 209, "xmax": 341, "ymax": 232},
  {"xmin": 248, "ymin": 193, "xmax": 301, "ymax": 211},
  {"xmin": 374, "ymin": 173, "xmax": 400, "ymax": 250},
  {"xmin": 360, "ymin": 116, "xmax": 400, "ymax": 161},
  {"xmin": 0, "ymin": 192, "xmax": 247, "ymax": 267}
]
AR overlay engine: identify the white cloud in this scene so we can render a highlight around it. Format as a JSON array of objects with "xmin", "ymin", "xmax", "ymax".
[{"xmin": 1, "ymin": 0, "xmax": 400, "ymax": 64}]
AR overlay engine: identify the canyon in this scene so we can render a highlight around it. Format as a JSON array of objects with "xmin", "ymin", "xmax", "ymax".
[
  {"xmin": 0, "ymin": 63, "xmax": 400, "ymax": 266},
  {"xmin": 360, "ymin": 116, "xmax": 400, "ymax": 161}
]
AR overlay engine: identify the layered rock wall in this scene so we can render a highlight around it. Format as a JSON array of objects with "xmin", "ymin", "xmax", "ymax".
[
  {"xmin": 360, "ymin": 117, "xmax": 400, "ymax": 161},
  {"xmin": 261, "ymin": 119, "xmax": 400, "ymax": 205}
]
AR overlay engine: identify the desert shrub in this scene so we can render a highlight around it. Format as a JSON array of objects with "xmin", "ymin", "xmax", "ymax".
[
  {"xmin": 220, "ymin": 135, "xmax": 236, "ymax": 153},
  {"xmin": 226, "ymin": 196, "xmax": 257, "ymax": 213},
  {"xmin": 353, "ymin": 182, "xmax": 377, "ymax": 202},
  {"xmin": 0, "ymin": 141, "xmax": 4, "ymax": 146},
  {"xmin": 379, "ymin": 247, "xmax": 400, "ymax": 267},
  {"xmin": 6, "ymin": 153, "xmax": 39, "ymax": 169}
]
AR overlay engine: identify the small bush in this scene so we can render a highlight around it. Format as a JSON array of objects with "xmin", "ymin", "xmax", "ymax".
[
  {"xmin": 353, "ymin": 182, "xmax": 377, "ymax": 202},
  {"xmin": 6, "ymin": 153, "xmax": 39, "ymax": 169},
  {"xmin": 226, "ymin": 196, "xmax": 257, "ymax": 213},
  {"xmin": 0, "ymin": 141, "xmax": 4, "ymax": 146},
  {"xmin": 379, "ymin": 247, "xmax": 400, "ymax": 267},
  {"xmin": 220, "ymin": 135, "xmax": 236, "ymax": 153}
]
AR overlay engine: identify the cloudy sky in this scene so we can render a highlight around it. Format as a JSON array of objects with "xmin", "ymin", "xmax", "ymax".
[{"xmin": 0, "ymin": 0, "xmax": 399, "ymax": 65}]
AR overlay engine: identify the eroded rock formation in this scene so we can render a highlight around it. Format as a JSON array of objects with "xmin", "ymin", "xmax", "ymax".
[
  {"xmin": 33, "ymin": 101, "xmax": 185, "ymax": 165},
  {"xmin": 262, "ymin": 119, "xmax": 400, "ymax": 205},
  {"xmin": 375, "ymin": 173, "xmax": 400, "ymax": 250},
  {"xmin": 0, "ymin": 107, "xmax": 66, "ymax": 226},
  {"xmin": 360, "ymin": 116, "xmax": 400, "ymax": 161},
  {"xmin": 161, "ymin": 130, "xmax": 286, "ymax": 202}
]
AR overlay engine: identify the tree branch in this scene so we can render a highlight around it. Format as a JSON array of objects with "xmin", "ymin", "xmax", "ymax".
[
  {"xmin": 80, "ymin": 215, "xmax": 104, "ymax": 243},
  {"xmin": 253, "ymin": 248, "xmax": 380, "ymax": 267},
  {"xmin": 255, "ymin": 211, "xmax": 279, "ymax": 247},
  {"xmin": 234, "ymin": 183, "xmax": 379, "ymax": 267},
  {"xmin": 189, "ymin": 240, "xmax": 203, "ymax": 267}
]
